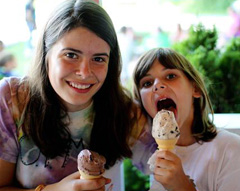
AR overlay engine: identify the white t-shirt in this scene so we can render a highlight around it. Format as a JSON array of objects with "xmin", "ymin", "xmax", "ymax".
[
  {"xmin": 176, "ymin": 129, "xmax": 240, "ymax": 191},
  {"xmin": 147, "ymin": 130, "xmax": 240, "ymax": 191}
]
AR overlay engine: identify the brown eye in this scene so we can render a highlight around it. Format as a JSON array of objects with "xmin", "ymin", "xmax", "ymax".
[
  {"xmin": 166, "ymin": 74, "xmax": 176, "ymax": 80},
  {"xmin": 66, "ymin": 52, "xmax": 78, "ymax": 59},
  {"xmin": 93, "ymin": 57, "xmax": 104, "ymax": 62},
  {"xmin": 142, "ymin": 81, "xmax": 153, "ymax": 88}
]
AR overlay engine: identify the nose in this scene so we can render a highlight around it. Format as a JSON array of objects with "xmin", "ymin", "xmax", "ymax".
[
  {"xmin": 75, "ymin": 59, "xmax": 92, "ymax": 78},
  {"xmin": 152, "ymin": 82, "xmax": 166, "ymax": 92}
]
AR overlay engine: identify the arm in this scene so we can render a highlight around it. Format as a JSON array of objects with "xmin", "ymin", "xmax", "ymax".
[
  {"xmin": 0, "ymin": 159, "xmax": 35, "ymax": 191},
  {"xmin": 0, "ymin": 159, "xmax": 20, "ymax": 190},
  {"xmin": 0, "ymin": 159, "xmax": 110, "ymax": 191},
  {"xmin": 153, "ymin": 150, "xmax": 196, "ymax": 191}
]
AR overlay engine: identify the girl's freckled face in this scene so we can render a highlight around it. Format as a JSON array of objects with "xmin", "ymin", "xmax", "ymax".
[{"xmin": 47, "ymin": 27, "xmax": 110, "ymax": 112}]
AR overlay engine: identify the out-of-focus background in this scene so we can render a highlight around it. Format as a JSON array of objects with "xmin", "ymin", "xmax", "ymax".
[
  {"xmin": 1, "ymin": 0, "xmax": 239, "ymax": 81},
  {"xmin": 0, "ymin": 0, "xmax": 239, "ymax": 190}
]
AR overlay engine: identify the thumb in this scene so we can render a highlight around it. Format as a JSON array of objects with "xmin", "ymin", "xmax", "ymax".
[
  {"xmin": 69, "ymin": 171, "xmax": 81, "ymax": 179},
  {"xmin": 104, "ymin": 178, "xmax": 112, "ymax": 185}
]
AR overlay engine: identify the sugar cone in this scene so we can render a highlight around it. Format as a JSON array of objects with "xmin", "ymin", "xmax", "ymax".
[
  {"xmin": 155, "ymin": 138, "xmax": 178, "ymax": 151},
  {"xmin": 79, "ymin": 170, "xmax": 102, "ymax": 180}
]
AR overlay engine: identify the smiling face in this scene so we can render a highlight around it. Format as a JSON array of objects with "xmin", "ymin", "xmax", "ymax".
[
  {"xmin": 47, "ymin": 27, "xmax": 110, "ymax": 112},
  {"xmin": 139, "ymin": 59, "xmax": 201, "ymax": 135}
]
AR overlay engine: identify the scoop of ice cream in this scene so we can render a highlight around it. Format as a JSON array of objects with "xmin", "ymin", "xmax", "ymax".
[
  {"xmin": 152, "ymin": 110, "xmax": 180, "ymax": 140},
  {"xmin": 78, "ymin": 149, "xmax": 106, "ymax": 176}
]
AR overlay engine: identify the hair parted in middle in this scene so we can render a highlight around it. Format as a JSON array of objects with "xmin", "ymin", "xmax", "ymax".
[{"xmin": 23, "ymin": 0, "xmax": 135, "ymax": 168}]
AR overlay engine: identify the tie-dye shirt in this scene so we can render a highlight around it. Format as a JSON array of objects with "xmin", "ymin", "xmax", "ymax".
[{"xmin": 0, "ymin": 77, "xmax": 155, "ymax": 189}]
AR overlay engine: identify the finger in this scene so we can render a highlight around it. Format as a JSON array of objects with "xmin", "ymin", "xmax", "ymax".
[
  {"xmin": 95, "ymin": 186, "xmax": 105, "ymax": 191},
  {"xmin": 154, "ymin": 166, "xmax": 172, "ymax": 177},
  {"xmin": 76, "ymin": 177, "xmax": 110, "ymax": 190},
  {"xmin": 89, "ymin": 185, "xmax": 105, "ymax": 191},
  {"xmin": 155, "ymin": 157, "xmax": 175, "ymax": 169},
  {"xmin": 66, "ymin": 171, "xmax": 81, "ymax": 179},
  {"xmin": 156, "ymin": 150, "xmax": 176, "ymax": 160},
  {"xmin": 154, "ymin": 168, "xmax": 174, "ymax": 185},
  {"xmin": 104, "ymin": 178, "xmax": 111, "ymax": 185}
]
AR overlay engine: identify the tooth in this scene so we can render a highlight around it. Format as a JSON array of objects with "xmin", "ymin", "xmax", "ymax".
[{"xmin": 70, "ymin": 82, "xmax": 90, "ymax": 89}]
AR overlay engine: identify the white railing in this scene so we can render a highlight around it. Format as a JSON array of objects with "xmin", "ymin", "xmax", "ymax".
[{"xmin": 211, "ymin": 113, "xmax": 240, "ymax": 135}]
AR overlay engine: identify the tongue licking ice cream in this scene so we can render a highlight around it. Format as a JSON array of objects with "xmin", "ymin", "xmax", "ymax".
[
  {"xmin": 78, "ymin": 149, "xmax": 106, "ymax": 179},
  {"xmin": 152, "ymin": 109, "xmax": 180, "ymax": 150}
]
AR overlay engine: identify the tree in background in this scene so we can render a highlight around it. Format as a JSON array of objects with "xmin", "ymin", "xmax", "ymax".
[
  {"xmin": 216, "ymin": 37, "xmax": 240, "ymax": 112},
  {"xmin": 172, "ymin": 23, "xmax": 240, "ymax": 113},
  {"xmin": 124, "ymin": 159, "xmax": 150, "ymax": 191}
]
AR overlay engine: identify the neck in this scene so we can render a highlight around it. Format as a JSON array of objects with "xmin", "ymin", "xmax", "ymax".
[
  {"xmin": 177, "ymin": 136, "xmax": 196, "ymax": 146},
  {"xmin": 177, "ymin": 128, "xmax": 196, "ymax": 146}
]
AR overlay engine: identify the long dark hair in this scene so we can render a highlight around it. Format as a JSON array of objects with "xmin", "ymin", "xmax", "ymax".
[
  {"xmin": 133, "ymin": 48, "xmax": 217, "ymax": 143},
  {"xmin": 23, "ymin": 0, "xmax": 134, "ymax": 168}
]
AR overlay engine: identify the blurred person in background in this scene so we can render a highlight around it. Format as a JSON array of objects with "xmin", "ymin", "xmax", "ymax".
[
  {"xmin": 225, "ymin": 0, "xmax": 240, "ymax": 40},
  {"xmin": 0, "ymin": 41, "xmax": 4, "ymax": 52},
  {"xmin": 0, "ymin": 51, "xmax": 18, "ymax": 78},
  {"xmin": 172, "ymin": 23, "xmax": 188, "ymax": 43},
  {"xmin": 25, "ymin": 0, "xmax": 36, "ymax": 49},
  {"xmin": 118, "ymin": 26, "xmax": 135, "ymax": 85}
]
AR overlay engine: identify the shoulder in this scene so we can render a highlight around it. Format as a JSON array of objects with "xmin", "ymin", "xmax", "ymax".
[
  {"xmin": 211, "ymin": 129, "xmax": 240, "ymax": 156},
  {"xmin": 0, "ymin": 76, "xmax": 24, "ymax": 90},
  {"xmin": 129, "ymin": 102, "xmax": 149, "ymax": 145},
  {"xmin": 0, "ymin": 77, "xmax": 17, "ymax": 102},
  {"xmin": 0, "ymin": 77, "xmax": 29, "ymax": 120},
  {"xmin": 215, "ymin": 129, "xmax": 240, "ymax": 144},
  {"xmin": 0, "ymin": 77, "xmax": 10, "ymax": 90},
  {"xmin": 209, "ymin": 130, "xmax": 240, "ymax": 190},
  {"xmin": 0, "ymin": 76, "xmax": 28, "ymax": 99}
]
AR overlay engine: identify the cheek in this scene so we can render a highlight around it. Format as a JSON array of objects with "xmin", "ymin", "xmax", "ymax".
[
  {"xmin": 47, "ymin": 59, "xmax": 66, "ymax": 91},
  {"xmin": 96, "ymin": 66, "xmax": 108, "ymax": 82},
  {"xmin": 140, "ymin": 89, "xmax": 153, "ymax": 116},
  {"xmin": 48, "ymin": 59, "xmax": 69, "ymax": 79}
]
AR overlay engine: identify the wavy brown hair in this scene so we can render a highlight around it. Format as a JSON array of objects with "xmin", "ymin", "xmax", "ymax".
[
  {"xmin": 22, "ymin": 0, "xmax": 135, "ymax": 168},
  {"xmin": 133, "ymin": 48, "xmax": 217, "ymax": 143}
]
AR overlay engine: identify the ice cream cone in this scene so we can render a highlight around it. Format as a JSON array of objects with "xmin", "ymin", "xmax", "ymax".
[
  {"xmin": 78, "ymin": 149, "xmax": 106, "ymax": 180},
  {"xmin": 152, "ymin": 110, "xmax": 180, "ymax": 151},
  {"xmin": 79, "ymin": 169, "xmax": 102, "ymax": 180},
  {"xmin": 155, "ymin": 138, "xmax": 178, "ymax": 151}
]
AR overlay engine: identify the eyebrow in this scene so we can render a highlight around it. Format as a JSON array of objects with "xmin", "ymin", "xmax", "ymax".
[
  {"xmin": 61, "ymin": 47, "xmax": 110, "ymax": 57},
  {"xmin": 144, "ymin": 66, "xmax": 168, "ymax": 75}
]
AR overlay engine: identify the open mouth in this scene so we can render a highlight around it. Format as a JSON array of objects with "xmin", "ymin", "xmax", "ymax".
[{"xmin": 157, "ymin": 98, "xmax": 177, "ymax": 116}]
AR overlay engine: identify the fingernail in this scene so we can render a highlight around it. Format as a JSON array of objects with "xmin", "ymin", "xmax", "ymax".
[{"xmin": 106, "ymin": 178, "xmax": 112, "ymax": 184}]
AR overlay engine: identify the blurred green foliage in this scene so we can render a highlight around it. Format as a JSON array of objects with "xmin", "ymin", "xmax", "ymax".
[
  {"xmin": 172, "ymin": 24, "xmax": 220, "ymax": 87},
  {"xmin": 124, "ymin": 159, "xmax": 150, "ymax": 191},
  {"xmin": 172, "ymin": 23, "xmax": 240, "ymax": 113},
  {"xmin": 216, "ymin": 38, "xmax": 240, "ymax": 112},
  {"xmin": 161, "ymin": 0, "xmax": 235, "ymax": 14}
]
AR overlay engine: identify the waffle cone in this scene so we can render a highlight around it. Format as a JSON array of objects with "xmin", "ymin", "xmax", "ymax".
[
  {"xmin": 79, "ymin": 170, "xmax": 102, "ymax": 180},
  {"xmin": 155, "ymin": 138, "xmax": 178, "ymax": 151}
]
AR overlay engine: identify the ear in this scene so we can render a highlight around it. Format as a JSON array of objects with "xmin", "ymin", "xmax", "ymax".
[{"xmin": 192, "ymin": 83, "xmax": 202, "ymax": 98}]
